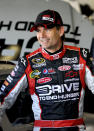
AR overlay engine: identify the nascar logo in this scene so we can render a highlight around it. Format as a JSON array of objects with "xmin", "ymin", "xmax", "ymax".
[{"xmin": 32, "ymin": 58, "xmax": 45, "ymax": 64}]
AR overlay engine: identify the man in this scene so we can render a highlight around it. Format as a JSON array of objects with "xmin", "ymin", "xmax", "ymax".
[{"xmin": 0, "ymin": 9, "xmax": 94, "ymax": 131}]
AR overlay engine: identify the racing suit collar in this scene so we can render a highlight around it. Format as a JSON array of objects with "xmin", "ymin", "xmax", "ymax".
[{"xmin": 40, "ymin": 44, "xmax": 66, "ymax": 60}]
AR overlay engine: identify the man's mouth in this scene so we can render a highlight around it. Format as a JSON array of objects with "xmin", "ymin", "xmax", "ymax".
[{"xmin": 40, "ymin": 38, "xmax": 49, "ymax": 43}]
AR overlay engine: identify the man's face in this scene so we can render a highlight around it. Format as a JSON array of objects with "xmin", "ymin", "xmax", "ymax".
[{"xmin": 36, "ymin": 26, "xmax": 64, "ymax": 53}]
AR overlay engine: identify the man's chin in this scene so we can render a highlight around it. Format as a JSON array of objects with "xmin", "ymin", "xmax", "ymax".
[{"xmin": 41, "ymin": 44, "xmax": 49, "ymax": 49}]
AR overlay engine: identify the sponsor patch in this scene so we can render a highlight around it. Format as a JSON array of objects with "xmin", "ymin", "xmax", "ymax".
[
  {"xmin": 0, "ymin": 85, "xmax": 6, "ymax": 91},
  {"xmin": 42, "ymin": 15, "xmax": 54, "ymax": 22},
  {"xmin": 7, "ymin": 75, "xmax": 13, "ymax": 83},
  {"xmin": 32, "ymin": 58, "xmax": 45, "ymax": 64},
  {"xmin": 36, "ymin": 83, "xmax": 79, "ymax": 102},
  {"xmin": 32, "ymin": 58, "xmax": 46, "ymax": 68},
  {"xmin": 4, "ymin": 80, "xmax": 9, "ymax": 86},
  {"xmin": 14, "ymin": 65, "xmax": 19, "ymax": 72},
  {"xmin": 37, "ymin": 77, "xmax": 52, "ymax": 84},
  {"xmin": 58, "ymin": 65, "xmax": 71, "ymax": 71},
  {"xmin": 43, "ymin": 68, "xmax": 56, "ymax": 74},
  {"xmin": 29, "ymin": 70, "xmax": 41, "ymax": 78},
  {"xmin": 64, "ymin": 78, "xmax": 79, "ymax": 82},
  {"xmin": 73, "ymin": 64, "xmax": 84, "ymax": 70},
  {"xmin": 65, "ymin": 71, "xmax": 78, "ymax": 78},
  {"xmin": 82, "ymin": 48, "xmax": 87, "ymax": 58},
  {"xmin": 63, "ymin": 57, "xmax": 78, "ymax": 64},
  {"xmin": 43, "ymin": 69, "xmax": 48, "ymax": 74},
  {"xmin": 10, "ymin": 70, "xmax": 15, "ymax": 76},
  {"xmin": 33, "ymin": 63, "xmax": 46, "ymax": 68},
  {"xmin": 21, "ymin": 57, "xmax": 26, "ymax": 66}
]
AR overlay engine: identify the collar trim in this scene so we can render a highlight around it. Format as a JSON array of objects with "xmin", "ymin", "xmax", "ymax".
[{"xmin": 40, "ymin": 46, "xmax": 66, "ymax": 60}]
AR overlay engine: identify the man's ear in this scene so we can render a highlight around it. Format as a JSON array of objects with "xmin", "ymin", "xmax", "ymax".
[{"xmin": 60, "ymin": 26, "xmax": 64, "ymax": 37}]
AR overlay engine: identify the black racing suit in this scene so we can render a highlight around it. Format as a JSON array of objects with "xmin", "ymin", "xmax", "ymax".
[{"xmin": 0, "ymin": 45, "xmax": 94, "ymax": 131}]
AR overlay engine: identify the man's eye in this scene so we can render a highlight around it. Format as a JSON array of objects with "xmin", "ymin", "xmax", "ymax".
[
  {"xmin": 46, "ymin": 28, "xmax": 52, "ymax": 32},
  {"xmin": 44, "ymin": 29, "xmax": 50, "ymax": 32},
  {"xmin": 46, "ymin": 29, "xmax": 49, "ymax": 31}
]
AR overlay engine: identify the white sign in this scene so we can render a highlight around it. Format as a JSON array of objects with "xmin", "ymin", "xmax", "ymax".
[{"xmin": 0, "ymin": 0, "xmax": 93, "ymax": 63}]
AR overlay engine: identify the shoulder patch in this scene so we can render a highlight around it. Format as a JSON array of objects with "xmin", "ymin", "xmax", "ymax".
[
  {"xmin": 18, "ymin": 56, "xmax": 28, "ymax": 68},
  {"xmin": 80, "ymin": 48, "xmax": 89, "ymax": 60}
]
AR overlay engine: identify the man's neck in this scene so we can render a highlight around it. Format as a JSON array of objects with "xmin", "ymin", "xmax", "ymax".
[{"xmin": 44, "ymin": 44, "xmax": 63, "ymax": 55}]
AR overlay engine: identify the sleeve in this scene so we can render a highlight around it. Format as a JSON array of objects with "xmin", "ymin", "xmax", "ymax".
[
  {"xmin": 0, "ymin": 56, "xmax": 28, "ymax": 109},
  {"xmin": 85, "ymin": 48, "xmax": 94, "ymax": 94}
]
